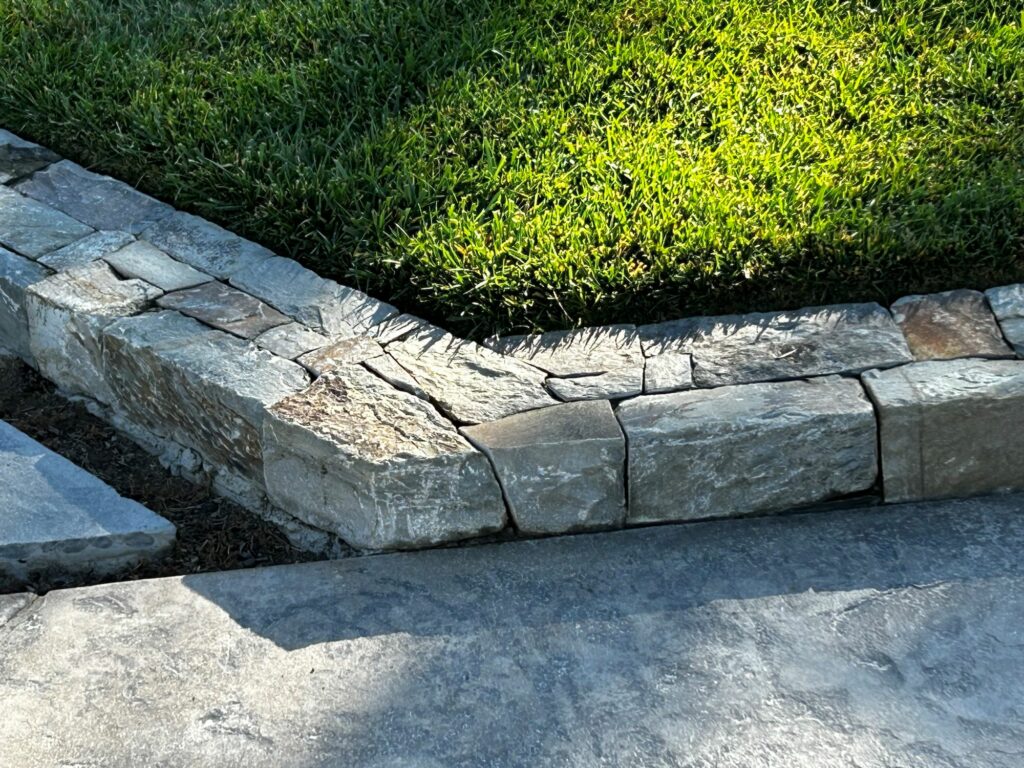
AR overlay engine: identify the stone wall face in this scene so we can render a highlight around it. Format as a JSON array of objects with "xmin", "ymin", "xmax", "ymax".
[{"xmin": 3, "ymin": 128, "xmax": 1024, "ymax": 552}]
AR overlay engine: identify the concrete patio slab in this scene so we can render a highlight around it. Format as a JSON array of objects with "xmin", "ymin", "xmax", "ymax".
[
  {"xmin": 0, "ymin": 420, "xmax": 175, "ymax": 589},
  {"xmin": 2, "ymin": 493, "xmax": 1023, "ymax": 767}
]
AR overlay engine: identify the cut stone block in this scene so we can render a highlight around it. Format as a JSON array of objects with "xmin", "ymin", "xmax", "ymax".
[
  {"xmin": 296, "ymin": 336, "xmax": 384, "ymax": 376},
  {"xmin": 104, "ymin": 240, "xmax": 212, "ymax": 291},
  {"xmin": 639, "ymin": 303, "xmax": 912, "ymax": 387},
  {"xmin": 984, "ymin": 284, "xmax": 1024, "ymax": 355},
  {"xmin": 0, "ymin": 186, "xmax": 93, "ymax": 259},
  {"xmin": 0, "ymin": 420, "xmax": 175, "ymax": 589},
  {"xmin": 38, "ymin": 230, "xmax": 134, "ymax": 271},
  {"xmin": 0, "ymin": 129, "xmax": 59, "ymax": 184},
  {"xmin": 891, "ymin": 290, "xmax": 1012, "ymax": 361},
  {"xmin": 102, "ymin": 311, "xmax": 309, "ymax": 482},
  {"xmin": 862, "ymin": 358, "xmax": 1024, "ymax": 503},
  {"xmin": 157, "ymin": 281, "xmax": 290, "ymax": 339},
  {"xmin": 26, "ymin": 262, "xmax": 161, "ymax": 403},
  {"xmin": 617, "ymin": 376, "xmax": 878, "ymax": 523},
  {"xmin": 386, "ymin": 327, "xmax": 558, "ymax": 424},
  {"xmin": 363, "ymin": 353, "xmax": 428, "ymax": 399},
  {"xmin": 370, "ymin": 313, "xmax": 432, "ymax": 343},
  {"xmin": 15, "ymin": 161, "xmax": 173, "ymax": 234},
  {"xmin": 254, "ymin": 322, "xmax": 331, "ymax": 360},
  {"xmin": 0, "ymin": 246, "xmax": 52, "ymax": 360},
  {"xmin": 229, "ymin": 256, "xmax": 398, "ymax": 336},
  {"xmin": 141, "ymin": 211, "xmax": 274, "ymax": 280},
  {"xmin": 643, "ymin": 351, "xmax": 694, "ymax": 394},
  {"xmin": 462, "ymin": 400, "xmax": 626, "ymax": 534},
  {"xmin": 263, "ymin": 366, "xmax": 507, "ymax": 550},
  {"xmin": 489, "ymin": 325, "xmax": 645, "ymax": 401}
]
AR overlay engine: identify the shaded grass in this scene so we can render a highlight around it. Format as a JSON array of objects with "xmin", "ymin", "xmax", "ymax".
[{"xmin": 1, "ymin": 0, "xmax": 1023, "ymax": 336}]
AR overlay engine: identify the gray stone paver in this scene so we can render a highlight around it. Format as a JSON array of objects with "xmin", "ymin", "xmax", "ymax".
[
  {"xmin": 618, "ymin": 375, "xmax": 878, "ymax": 523},
  {"xmin": 15, "ymin": 160, "xmax": 173, "ymax": 234},
  {"xmin": 984, "ymin": 283, "xmax": 1024, "ymax": 355},
  {"xmin": 1, "ymin": 494, "xmax": 1023, "ymax": 767},
  {"xmin": 863, "ymin": 358, "xmax": 1024, "ymax": 502},
  {"xmin": 141, "ymin": 211, "xmax": 274, "ymax": 280},
  {"xmin": 0, "ymin": 246, "xmax": 51, "ymax": 360},
  {"xmin": 0, "ymin": 420, "xmax": 175, "ymax": 589},
  {"xmin": 0, "ymin": 186, "xmax": 93, "ymax": 259},
  {"xmin": 157, "ymin": 280, "xmax": 290, "ymax": 339},
  {"xmin": 253, "ymin": 322, "xmax": 331, "ymax": 360},
  {"xmin": 37, "ymin": 230, "xmax": 134, "ymax": 271},
  {"xmin": 0, "ymin": 129, "xmax": 59, "ymax": 184},
  {"xmin": 640, "ymin": 302, "xmax": 913, "ymax": 387},
  {"xmin": 462, "ymin": 400, "xmax": 626, "ymax": 533},
  {"xmin": 891, "ymin": 289, "xmax": 1012, "ymax": 361},
  {"xmin": 104, "ymin": 240, "xmax": 212, "ymax": 291}
]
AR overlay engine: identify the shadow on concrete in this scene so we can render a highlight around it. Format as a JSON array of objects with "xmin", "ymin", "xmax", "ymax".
[{"xmin": 182, "ymin": 492, "xmax": 1024, "ymax": 653}]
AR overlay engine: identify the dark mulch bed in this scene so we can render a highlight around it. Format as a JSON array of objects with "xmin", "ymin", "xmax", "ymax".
[{"xmin": 1, "ymin": 364, "xmax": 326, "ymax": 592}]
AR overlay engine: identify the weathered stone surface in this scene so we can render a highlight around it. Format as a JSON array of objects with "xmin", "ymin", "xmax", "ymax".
[
  {"xmin": 984, "ymin": 283, "xmax": 1024, "ymax": 355},
  {"xmin": 37, "ymin": 230, "xmax": 134, "ymax": 271},
  {"xmin": 26, "ymin": 262, "xmax": 161, "ymax": 403},
  {"xmin": 363, "ymin": 353, "xmax": 428, "ymax": 399},
  {"xmin": 104, "ymin": 240, "xmax": 212, "ymax": 291},
  {"xmin": 102, "ymin": 311, "xmax": 309, "ymax": 482},
  {"xmin": 643, "ymin": 350, "xmax": 694, "ymax": 394},
  {"xmin": 15, "ymin": 161, "xmax": 173, "ymax": 234},
  {"xmin": 263, "ymin": 366, "xmax": 507, "ymax": 550},
  {"xmin": 157, "ymin": 281, "xmax": 290, "ymax": 339},
  {"xmin": 489, "ymin": 325, "xmax": 645, "ymax": 401},
  {"xmin": 0, "ymin": 246, "xmax": 52, "ymax": 360},
  {"xmin": 386, "ymin": 328, "xmax": 558, "ymax": 424},
  {"xmin": 0, "ymin": 186, "xmax": 93, "ymax": 259},
  {"xmin": 891, "ymin": 289, "xmax": 1012, "ymax": 361},
  {"xmin": 296, "ymin": 336, "xmax": 384, "ymax": 376},
  {"xmin": 229, "ymin": 256, "xmax": 398, "ymax": 336},
  {"xmin": 462, "ymin": 400, "xmax": 626, "ymax": 534},
  {"xmin": 141, "ymin": 211, "xmax": 274, "ymax": 280},
  {"xmin": 254, "ymin": 322, "xmax": 331, "ymax": 360},
  {"xmin": 640, "ymin": 303, "xmax": 913, "ymax": 387},
  {"xmin": 0, "ymin": 129, "xmax": 59, "ymax": 184},
  {"xmin": 370, "ymin": 312, "xmax": 432, "ymax": 343},
  {"xmin": 618, "ymin": 376, "xmax": 877, "ymax": 523},
  {"xmin": 862, "ymin": 358, "xmax": 1024, "ymax": 503},
  {"xmin": 3, "ymin": 496, "xmax": 1024, "ymax": 767},
  {"xmin": 0, "ymin": 420, "xmax": 175, "ymax": 590}
]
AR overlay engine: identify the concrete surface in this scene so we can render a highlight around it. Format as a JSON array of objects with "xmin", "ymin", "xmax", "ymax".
[
  {"xmin": 2, "ymin": 494, "xmax": 1023, "ymax": 767},
  {"xmin": 0, "ymin": 420, "xmax": 175, "ymax": 589}
]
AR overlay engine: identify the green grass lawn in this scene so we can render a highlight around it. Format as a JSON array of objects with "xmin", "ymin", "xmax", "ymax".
[{"xmin": 2, "ymin": 0, "xmax": 1023, "ymax": 336}]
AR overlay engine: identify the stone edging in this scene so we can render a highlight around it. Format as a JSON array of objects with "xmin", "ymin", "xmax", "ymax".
[{"xmin": 3, "ymin": 128, "xmax": 1024, "ymax": 551}]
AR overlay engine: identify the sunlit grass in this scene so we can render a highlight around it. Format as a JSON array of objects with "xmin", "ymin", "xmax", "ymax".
[{"xmin": 1, "ymin": 0, "xmax": 1022, "ymax": 336}]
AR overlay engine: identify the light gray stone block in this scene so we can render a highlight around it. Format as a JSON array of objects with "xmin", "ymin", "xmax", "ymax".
[
  {"xmin": 0, "ymin": 129, "xmax": 59, "ymax": 184},
  {"xmin": 263, "ymin": 366, "xmax": 507, "ymax": 550},
  {"xmin": 618, "ymin": 376, "xmax": 878, "ymax": 523},
  {"xmin": 37, "ymin": 230, "xmax": 135, "ymax": 271},
  {"xmin": 0, "ymin": 246, "xmax": 52, "ymax": 360},
  {"xmin": 254, "ymin": 322, "xmax": 331, "ymax": 360},
  {"xmin": 462, "ymin": 400, "xmax": 626, "ymax": 534},
  {"xmin": 891, "ymin": 290, "xmax": 1012, "ymax": 361},
  {"xmin": 15, "ymin": 160, "xmax": 173, "ymax": 234},
  {"xmin": 102, "ymin": 311, "xmax": 309, "ymax": 482},
  {"xmin": 489, "ymin": 324, "xmax": 645, "ymax": 401},
  {"xmin": 26, "ymin": 261, "xmax": 161, "ymax": 403},
  {"xmin": 640, "ymin": 303, "xmax": 913, "ymax": 387},
  {"xmin": 296, "ymin": 336, "xmax": 385, "ymax": 376},
  {"xmin": 104, "ymin": 240, "xmax": 212, "ymax": 291},
  {"xmin": 157, "ymin": 281, "xmax": 290, "ymax": 339},
  {"xmin": 229, "ymin": 256, "xmax": 398, "ymax": 336},
  {"xmin": 386, "ymin": 327, "xmax": 558, "ymax": 424},
  {"xmin": 984, "ymin": 284, "xmax": 1024, "ymax": 355},
  {"xmin": 141, "ymin": 211, "xmax": 274, "ymax": 279},
  {"xmin": 643, "ymin": 350, "xmax": 694, "ymax": 394},
  {"xmin": 370, "ymin": 312, "xmax": 431, "ymax": 343},
  {"xmin": 862, "ymin": 358, "xmax": 1024, "ymax": 502},
  {"xmin": 0, "ymin": 420, "xmax": 175, "ymax": 588},
  {"xmin": 363, "ymin": 353, "xmax": 428, "ymax": 399},
  {"xmin": 0, "ymin": 186, "xmax": 93, "ymax": 259}
]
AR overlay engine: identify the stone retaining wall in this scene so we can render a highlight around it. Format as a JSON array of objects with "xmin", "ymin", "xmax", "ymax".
[{"xmin": 4, "ymin": 128, "xmax": 1024, "ymax": 551}]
